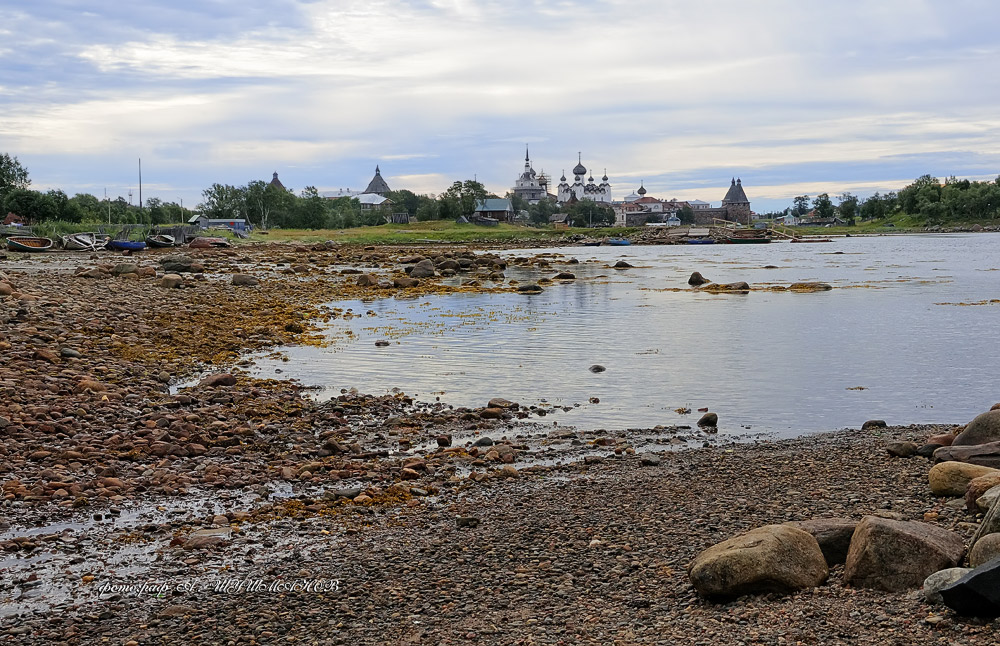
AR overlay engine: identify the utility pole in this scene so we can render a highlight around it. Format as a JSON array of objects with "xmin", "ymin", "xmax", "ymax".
[{"xmin": 138, "ymin": 157, "xmax": 142, "ymax": 210}]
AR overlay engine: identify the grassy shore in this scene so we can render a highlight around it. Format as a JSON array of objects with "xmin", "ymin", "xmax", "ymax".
[{"xmin": 248, "ymin": 221, "xmax": 638, "ymax": 245}]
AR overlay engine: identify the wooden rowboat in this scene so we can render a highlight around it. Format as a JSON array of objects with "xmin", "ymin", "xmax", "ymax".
[
  {"xmin": 7, "ymin": 236, "xmax": 54, "ymax": 252},
  {"xmin": 189, "ymin": 237, "xmax": 231, "ymax": 248},
  {"xmin": 62, "ymin": 232, "xmax": 105, "ymax": 251},
  {"xmin": 145, "ymin": 234, "xmax": 176, "ymax": 248},
  {"xmin": 790, "ymin": 238, "xmax": 832, "ymax": 243}
]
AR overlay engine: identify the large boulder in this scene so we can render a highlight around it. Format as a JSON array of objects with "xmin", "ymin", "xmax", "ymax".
[
  {"xmin": 843, "ymin": 516, "xmax": 965, "ymax": 591},
  {"xmin": 969, "ymin": 534, "xmax": 1000, "ymax": 567},
  {"xmin": 953, "ymin": 410, "xmax": 1000, "ymax": 446},
  {"xmin": 933, "ymin": 442, "xmax": 1000, "ymax": 469},
  {"xmin": 971, "ymin": 495, "xmax": 1000, "ymax": 548},
  {"xmin": 161, "ymin": 255, "xmax": 198, "ymax": 273},
  {"xmin": 687, "ymin": 524, "xmax": 828, "ymax": 598},
  {"xmin": 688, "ymin": 272, "xmax": 710, "ymax": 286},
  {"xmin": 928, "ymin": 461, "xmax": 1000, "ymax": 496},
  {"xmin": 940, "ymin": 559, "xmax": 1000, "ymax": 617},
  {"xmin": 785, "ymin": 518, "xmax": 857, "ymax": 566},
  {"xmin": 409, "ymin": 259, "xmax": 436, "ymax": 279},
  {"xmin": 232, "ymin": 274, "xmax": 259, "ymax": 286},
  {"xmin": 976, "ymin": 485, "xmax": 1000, "ymax": 514},
  {"xmin": 966, "ymin": 473, "xmax": 1000, "ymax": 511}
]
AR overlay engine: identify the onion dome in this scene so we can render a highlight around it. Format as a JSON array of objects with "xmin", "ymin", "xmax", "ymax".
[
  {"xmin": 572, "ymin": 153, "xmax": 586, "ymax": 176},
  {"xmin": 602, "ymin": 169, "xmax": 608, "ymax": 181},
  {"xmin": 560, "ymin": 170, "xmax": 567, "ymax": 182},
  {"xmin": 637, "ymin": 183, "xmax": 647, "ymax": 196}
]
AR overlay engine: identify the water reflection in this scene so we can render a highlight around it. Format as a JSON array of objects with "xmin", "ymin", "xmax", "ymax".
[{"xmin": 251, "ymin": 234, "xmax": 1000, "ymax": 438}]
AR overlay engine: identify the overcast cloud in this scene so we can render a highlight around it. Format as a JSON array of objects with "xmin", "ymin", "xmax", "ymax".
[{"xmin": 2, "ymin": 0, "xmax": 999, "ymax": 211}]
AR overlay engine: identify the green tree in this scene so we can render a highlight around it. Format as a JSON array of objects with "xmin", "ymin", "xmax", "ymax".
[
  {"xmin": 0, "ymin": 153, "xmax": 30, "ymax": 198},
  {"xmin": 199, "ymin": 183, "xmax": 245, "ymax": 219},
  {"xmin": 837, "ymin": 193, "xmax": 858, "ymax": 225},
  {"xmin": 3, "ymin": 189, "xmax": 58, "ymax": 223},
  {"xmin": 812, "ymin": 193, "xmax": 834, "ymax": 220},
  {"xmin": 567, "ymin": 200, "xmax": 614, "ymax": 227},
  {"xmin": 792, "ymin": 195, "xmax": 810, "ymax": 217},
  {"xmin": 527, "ymin": 198, "xmax": 558, "ymax": 226},
  {"xmin": 678, "ymin": 205, "xmax": 696, "ymax": 224},
  {"xmin": 440, "ymin": 180, "xmax": 489, "ymax": 218}
]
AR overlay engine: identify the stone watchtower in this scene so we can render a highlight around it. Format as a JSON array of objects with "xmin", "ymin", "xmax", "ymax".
[{"xmin": 722, "ymin": 178, "xmax": 751, "ymax": 225}]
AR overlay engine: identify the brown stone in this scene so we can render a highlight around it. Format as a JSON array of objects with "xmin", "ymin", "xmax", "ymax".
[
  {"xmin": 843, "ymin": 516, "xmax": 965, "ymax": 591},
  {"xmin": 688, "ymin": 525, "xmax": 828, "ymax": 598}
]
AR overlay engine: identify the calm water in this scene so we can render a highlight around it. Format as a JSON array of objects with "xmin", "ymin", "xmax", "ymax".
[{"xmin": 250, "ymin": 234, "xmax": 1000, "ymax": 438}]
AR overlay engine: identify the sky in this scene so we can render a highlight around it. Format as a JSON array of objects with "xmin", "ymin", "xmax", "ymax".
[{"xmin": 2, "ymin": 0, "xmax": 1000, "ymax": 213}]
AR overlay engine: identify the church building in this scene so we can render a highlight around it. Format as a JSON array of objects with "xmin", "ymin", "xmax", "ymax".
[
  {"xmin": 556, "ymin": 154, "xmax": 612, "ymax": 204},
  {"xmin": 511, "ymin": 147, "xmax": 550, "ymax": 204}
]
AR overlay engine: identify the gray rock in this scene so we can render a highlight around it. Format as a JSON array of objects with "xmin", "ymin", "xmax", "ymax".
[
  {"xmin": 456, "ymin": 516, "xmax": 480, "ymax": 528},
  {"xmin": 232, "ymin": 274, "xmax": 259, "ymax": 286},
  {"xmin": 487, "ymin": 398, "xmax": 517, "ymax": 409},
  {"xmin": 970, "ymin": 533, "xmax": 1000, "ymax": 567},
  {"xmin": 640, "ymin": 455, "xmax": 661, "ymax": 467},
  {"xmin": 844, "ymin": 516, "xmax": 965, "ymax": 591},
  {"xmin": 977, "ymin": 484, "xmax": 1000, "ymax": 513},
  {"xmin": 161, "ymin": 273, "xmax": 183, "ymax": 288},
  {"xmin": 473, "ymin": 437, "xmax": 494, "ymax": 447},
  {"xmin": 886, "ymin": 441, "xmax": 919, "ymax": 458},
  {"xmin": 59, "ymin": 347, "xmax": 82, "ymax": 358},
  {"xmin": 409, "ymin": 259, "xmax": 436, "ymax": 279},
  {"xmin": 923, "ymin": 567, "xmax": 973, "ymax": 604},
  {"xmin": 111, "ymin": 263, "xmax": 139, "ymax": 276},
  {"xmin": 971, "ymin": 493, "xmax": 1000, "ymax": 548},
  {"xmin": 934, "ymin": 441, "xmax": 1000, "ymax": 469},
  {"xmin": 589, "ymin": 365, "xmax": 606, "ymax": 373},
  {"xmin": 698, "ymin": 412, "xmax": 718, "ymax": 427},
  {"xmin": 688, "ymin": 271, "xmax": 709, "ymax": 286},
  {"xmin": 785, "ymin": 518, "xmax": 857, "ymax": 566},
  {"xmin": 161, "ymin": 255, "xmax": 197, "ymax": 273},
  {"xmin": 688, "ymin": 524, "xmax": 828, "ymax": 598},
  {"xmin": 954, "ymin": 410, "xmax": 1000, "ymax": 446}
]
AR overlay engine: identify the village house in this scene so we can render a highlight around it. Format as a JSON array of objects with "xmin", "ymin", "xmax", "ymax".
[{"xmin": 473, "ymin": 198, "xmax": 514, "ymax": 222}]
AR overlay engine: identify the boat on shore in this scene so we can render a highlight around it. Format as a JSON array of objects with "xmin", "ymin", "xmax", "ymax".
[
  {"xmin": 605, "ymin": 238, "xmax": 631, "ymax": 246},
  {"xmin": 6, "ymin": 236, "xmax": 54, "ymax": 252},
  {"xmin": 62, "ymin": 232, "xmax": 106, "ymax": 251},
  {"xmin": 189, "ymin": 237, "xmax": 231, "ymax": 248},
  {"xmin": 790, "ymin": 238, "xmax": 832, "ymax": 243},
  {"xmin": 581, "ymin": 240, "xmax": 602, "ymax": 247},
  {"xmin": 686, "ymin": 238, "xmax": 716, "ymax": 245},
  {"xmin": 106, "ymin": 239, "xmax": 147, "ymax": 252},
  {"xmin": 145, "ymin": 234, "xmax": 176, "ymax": 248}
]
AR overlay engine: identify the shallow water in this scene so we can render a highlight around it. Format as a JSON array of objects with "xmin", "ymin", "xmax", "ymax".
[{"xmin": 250, "ymin": 234, "xmax": 1000, "ymax": 439}]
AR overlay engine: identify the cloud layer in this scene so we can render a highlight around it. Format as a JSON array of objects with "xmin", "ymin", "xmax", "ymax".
[{"xmin": 2, "ymin": 0, "xmax": 999, "ymax": 210}]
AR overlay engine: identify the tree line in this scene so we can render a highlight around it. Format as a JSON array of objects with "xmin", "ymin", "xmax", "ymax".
[
  {"xmin": 0, "ymin": 153, "xmax": 192, "ymax": 226},
  {"xmin": 7, "ymin": 152, "xmax": 998, "ymax": 230},
  {"xmin": 761, "ymin": 175, "xmax": 1000, "ymax": 225}
]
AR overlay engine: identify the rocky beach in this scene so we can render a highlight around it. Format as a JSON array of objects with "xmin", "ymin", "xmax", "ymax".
[{"xmin": 2, "ymin": 240, "xmax": 1000, "ymax": 644}]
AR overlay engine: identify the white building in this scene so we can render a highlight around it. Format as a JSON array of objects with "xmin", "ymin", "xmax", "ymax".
[
  {"xmin": 557, "ymin": 154, "xmax": 612, "ymax": 204},
  {"xmin": 511, "ymin": 147, "xmax": 550, "ymax": 204}
]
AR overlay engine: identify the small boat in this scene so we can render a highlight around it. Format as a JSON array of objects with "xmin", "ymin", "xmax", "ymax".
[
  {"xmin": 724, "ymin": 236, "xmax": 771, "ymax": 244},
  {"xmin": 686, "ymin": 238, "xmax": 716, "ymax": 245},
  {"xmin": 790, "ymin": 238, "xmax": 832, "ymax": 243},
  {"xmin": 106, "ymin": 239, "xmax": 147, "ymax": 252},
  {"xmin": 189, "ymin": 237, "xmax": 231, "ymax": 249},
  {"xmin": 7, "ymin": 236, "xmax": 54, "ymax": 252},
  {"xmin": 582, "ymin": 241, "xmax": 602, "ymax": 247},
  {"xmin": 605, "ymin": 238, "xmax": 631, "ymax": 246},
  {"xmin": 145, "ymin": 234, "xmax": 176, "ymax": 248},
  {"xmin": 62, "ymin": 232, "xmax": 105, "ymax": 251}
]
